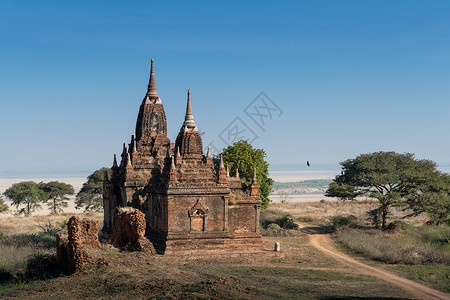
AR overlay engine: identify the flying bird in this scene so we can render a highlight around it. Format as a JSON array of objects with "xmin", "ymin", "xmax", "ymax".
[{"xmin": 306, "ymin": 161, "xmax": 310, "ymax": 167}]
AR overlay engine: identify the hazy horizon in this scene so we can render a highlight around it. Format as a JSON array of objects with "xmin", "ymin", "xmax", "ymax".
[{"xmin": 0, "ymin": 162, "xmax": 449, "ymax": 180}]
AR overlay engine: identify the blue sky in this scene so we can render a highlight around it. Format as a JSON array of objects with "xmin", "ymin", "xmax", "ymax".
[{"xmin": 1, "ymin": 1, "xmax": 449, "ymax": 175}]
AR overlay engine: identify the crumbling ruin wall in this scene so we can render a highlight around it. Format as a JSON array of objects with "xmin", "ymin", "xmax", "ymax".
[
  {"xmin": 56, "ymin": 216, "xmax": 100, "ymax": 273},
  {"xmin": 113, "ymin": 207, "xmax": 156, "ymax": 254}
]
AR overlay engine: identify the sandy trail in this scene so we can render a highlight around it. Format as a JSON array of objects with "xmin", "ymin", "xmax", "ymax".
[{"xmin": 297, "ymin": 222, "xmax": 449, "ymax": 300}]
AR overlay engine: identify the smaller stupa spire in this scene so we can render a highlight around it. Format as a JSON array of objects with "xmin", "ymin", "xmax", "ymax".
[
  {"xmin": 217, "ymin": 155, "xmax": 227, "ymax": 184},
  {"xmin": 249, "ymin": 167, "xmax": 259, "ymax": 196},
  {"xmin": 182, "ymin": 89, "xmax": 197, "ymax": 130},
  {"xmin": 226, "ymin": 165, "xmax": 230, "ymax": 177},
  {"xmin": 219, "ymin": 155, "xmax": 224, "ymax": 169},
  {"xmin": 171, "ymin": 156, "xmax": 175, "ymax": 168},
  {"xmin": 206, "ymin": 146, "xmax": 211, "ymax": 158},
  {"xmin": 235, "ymin": 168, "xmax": 240, "ymax": 179},
  {"xmin": 113, "ymin": 154, "xmax": 118, "ymax": 167},
  {"xmin": 176, "ymin": 147, "xmax": 181, "ymax": 158},
  {"xmin": 127, "ymin": 153, "xmax": 132, "ymax": 166}
]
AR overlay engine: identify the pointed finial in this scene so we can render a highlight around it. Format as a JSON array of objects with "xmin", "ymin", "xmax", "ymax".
[
  {"xmin": 122, "ymin": 143, "xmax": 127, "ymax": 155},
  {"xmin": 144, "ymin": 58, "xmax": 161, "ymax": 103},
  {"xmin": 176, "ymin": 147, "xmax": 181, "ymax": 158},
  {"xmin": 235, "ymin": 168, "xmax": 240, "ymax": 179},
  {"xmin": 219, "ymin": 155, "xmax": 224, "ymax": 169},
  {"xmin": 147, "ymin": 59, "xmax": 157, "ymax": 94},
  {"xmin": 171, "ymin": 156, "xmax": 175, "ymax": 168},
  {"xmin": 113, "ymin": 154, "xmax": 118, "ymax": 167},
  {"xmin": 253, "ymin": 168, "xmax": 257, "ymax": 181},
  {"xmin": 226, "ymin": 165, "xmax": 230, "ymax": 177},
  {"xmin": 133, "ymin": 139, "xmax": 137, "ymax": 152},
  {"xmin": 182, "ymin": 89, "xmax": 197, "ymax": 130},
  {"xmin": 127, "ymin": 153, "xmax": 132, "ymax": 166},
  {"xmin": 207, "ymin": 147, "xmax": 211, "ymax": 158}
]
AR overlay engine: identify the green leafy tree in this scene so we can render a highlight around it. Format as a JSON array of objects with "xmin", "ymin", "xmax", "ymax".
[
  {"xmin": 325, "ymin": 151, "xmax": 449, "ymax": 229},
  {"xmin": 406, "ymin": 173, "xmax": 450, "ymax": 225},
  {"xmin": 4, "ymin": 181, "xmax": 46, "ymax": 216},
  {"xmin": 39, "ymin": 181, "xmax": 75, "ymax": 214},
  {"xmin": 214, "ymin": 140, "xmax": 274, "ymax": 209},
  {"xmin": 0, "ymin": 195, "xmax": 8, "ymax": 213},
  {"xmin": 76, "ymin": 168, "xmax": 111, "ymax": 212}
]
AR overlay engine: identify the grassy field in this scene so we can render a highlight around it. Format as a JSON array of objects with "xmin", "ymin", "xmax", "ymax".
[
  {"xmin": 0, "ymin": 212, "xmax": 414, "ymax": 299},
  {"xmin": 0, "ymin": 204, "xmax": 448, "ymax": 298},
  {"xmin": 262, "ymin": 203, "xmax": 449, "ymax": 294},
  {"xmin": 334, "ymin": 226, "xmax": 450, "ymax": 293}
]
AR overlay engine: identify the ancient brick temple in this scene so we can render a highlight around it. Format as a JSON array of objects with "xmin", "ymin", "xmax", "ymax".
[{"xmin": 103, "ymin": 59, "xmax": 263, "ymax": 254}]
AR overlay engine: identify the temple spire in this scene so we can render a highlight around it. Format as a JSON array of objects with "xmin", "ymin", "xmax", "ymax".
[
  {"xmin": 147, "ymin": 59, "xmax": 157, "ymax": 95},
  {"xmin": 144, "ymin": 58, "xmax": 161, "ymax": 104},
  {"xmin": 182, "ymin": 89, "xmax": 197, "ymax": 130},
  {"xmin": 127, "ymin": 153, "xmax": 132, "ymax": 166},
  {"xmin": 113, "ymin": 154, "xmax": 118, "ymax": 167},
  {"xmin": 219, "ymin": 155, "xmax": 224, "ymax": 169}
]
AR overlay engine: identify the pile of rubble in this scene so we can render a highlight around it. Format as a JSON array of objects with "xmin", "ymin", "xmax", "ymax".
[
  {"xmin": 56, "ymin": 208, "xmax": 155, "ymax": 273},
  {"xmin": 113, "ymin": 208, "xmax": 156, "ymax": 254}
]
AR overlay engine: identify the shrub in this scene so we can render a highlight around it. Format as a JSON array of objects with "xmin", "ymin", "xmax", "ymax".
[
  {"xmin": 332, "ymin": 215, "xmax": 358, "ymax": 229},
  {"xmin": 25, "ymin": 253, "xmax": 61, "ymax": 280},
  {"xmin": 276, "ymin": 216, "xmax": 299, "ymax": 230},
  {"xmin": 267, "ymin": 223, "xmax": 281, "ymax": 230},
  {"xmin": 261, "ymin": 228, "xmax": 293, "ymax": 237},
  {"xmin": 385, "ymin": 221, "xmax": 413, "ymax": 231},
  {"xmin": 415, "ymin": 225, "xmax": 450, "ymax": 246}
]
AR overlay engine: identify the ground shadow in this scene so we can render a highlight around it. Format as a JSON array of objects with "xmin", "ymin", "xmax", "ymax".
[
  {"xmin": 298, "ymin": 224, "xmax": 334, "ymax": 234},
  {"xmin": 0, "ymin": 254, "xmax": 65, "ymax": 285},
  {"xmin": 320, "ymin": 297, "xmax": 411, "ymax": 300}
]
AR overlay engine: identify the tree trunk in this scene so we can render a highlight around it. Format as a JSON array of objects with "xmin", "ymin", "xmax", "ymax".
[{"xmin": 381, "ymin": 205, "xmax": 388, "ymax": 229}]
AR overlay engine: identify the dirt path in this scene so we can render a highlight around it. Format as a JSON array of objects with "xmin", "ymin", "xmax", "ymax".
[{"xmin": 299, "ymin": 224, "xmax": 449, "ymax": 300}]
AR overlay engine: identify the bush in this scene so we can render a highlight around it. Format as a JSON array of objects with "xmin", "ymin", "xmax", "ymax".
[
  {"xmin": 385, "ymin": 221, "xmax": 413, "ymax": 231},
  {"xmin": 267, "ymin": 223, "xmax": 281, "ymax": 230},
  {"xmin": 260, "ymin": 209, "xmax": 299, "ymax": 230},
  {"xmin": 332, "ymin": 215, "xmax": 358, "ymax": 229},
  {"xmin": 415, "ymin": 224, "xmax": 450, "ymax": 246},
  {"xmin": 261, "ymin": 228, "xmax": 293, "ymax": 237},
  {"xmin": 276, "ymin": 216, "xmax": 299, "ymax": 230},
  {"xmin": 25, "ymin": 253, "xmax": 61, "ymax": 280}
]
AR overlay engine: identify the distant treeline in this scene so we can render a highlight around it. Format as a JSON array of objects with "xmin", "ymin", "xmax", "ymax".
[{"xmin": 273, "ymin": 179, "xmax": 332, "ymax": 190}]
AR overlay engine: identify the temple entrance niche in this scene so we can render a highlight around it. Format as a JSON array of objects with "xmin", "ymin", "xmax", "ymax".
[{"xmin": 189, "ymin": 199, "xmax": 208, "ymax": 232}]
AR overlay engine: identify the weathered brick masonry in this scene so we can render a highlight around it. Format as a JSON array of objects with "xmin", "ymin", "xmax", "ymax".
[{"xmin": 103, "ymin": 59, "xmax": 264, "ymax": 254}]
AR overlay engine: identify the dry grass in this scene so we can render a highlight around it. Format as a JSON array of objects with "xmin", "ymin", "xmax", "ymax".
[
  {"xmin": 0, "ymin": 212, "xmax": 103, "ymax": 284},
  {"xmin": 335, "ymin": 227, "xmax": 450, "ymax": 265},
  {"xmin": 0, "ymin": 210, "xmax": 413, "ymax": 299},
  {"xmin": 0, "ymin": 212, "xmax": 103, "ymax": 236},
  {"xmin": 333, "ymin": 226, "xmax": 450, "ymax": 293},
  {"xmin": 270, "ymin": 199, "xmax": 428, "ymax": 226}
]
